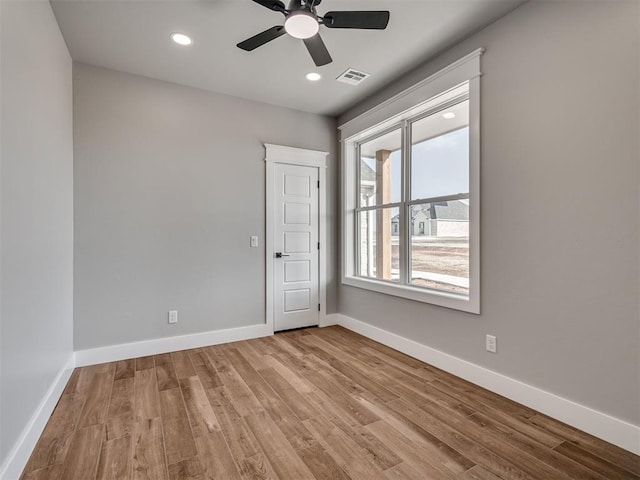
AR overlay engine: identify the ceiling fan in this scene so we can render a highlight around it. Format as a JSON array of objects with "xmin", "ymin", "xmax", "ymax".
[{"xmin": 237, "ymin": 0, "xmax": 390, "ymax": 67}]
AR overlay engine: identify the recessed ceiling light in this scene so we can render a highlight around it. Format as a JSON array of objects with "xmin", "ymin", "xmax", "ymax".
[
  {"xmin": 171, "ymin": 33, "xmax": 192, "ymax": 46},
  {"xmin": 285, "ymin": 11, "xmax": 319, "ymax": 39},
  {"xmin": 306, "ymin": 72, "xmax": 322, "ymax": 81},
  {"xmin": 442, "ymin": 112, "xmax": 456, "ymax": 119}
]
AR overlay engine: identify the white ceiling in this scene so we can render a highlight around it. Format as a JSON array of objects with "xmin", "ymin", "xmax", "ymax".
[{"xmin": 50, "ymin": 0, "xmax": 525, "ymax": 116}]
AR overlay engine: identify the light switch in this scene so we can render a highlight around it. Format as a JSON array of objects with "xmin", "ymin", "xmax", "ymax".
[{"xmin": 250, "ymin": 235, "xmax": 259, "ymax": 247}]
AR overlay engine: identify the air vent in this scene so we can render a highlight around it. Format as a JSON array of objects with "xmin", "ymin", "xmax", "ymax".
[{"xmin": 336, "ymin": 68, "xmax": 370, "ymax": 86}]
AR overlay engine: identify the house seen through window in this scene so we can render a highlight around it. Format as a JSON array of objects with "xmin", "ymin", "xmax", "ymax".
[{"xmin": 356, "ymin": 98, "xmax": 470, "ymax": 296}]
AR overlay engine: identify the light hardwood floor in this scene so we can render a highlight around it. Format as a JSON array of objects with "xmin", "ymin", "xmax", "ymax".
[{"xmin": 20, "ymin": 326, "xmax": 640, "ymax": 480}]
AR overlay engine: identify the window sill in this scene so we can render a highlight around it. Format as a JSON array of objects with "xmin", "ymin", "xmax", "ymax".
[{"xmin": 342, "ymin": 275, "xmax": 479, "ymax": 314}]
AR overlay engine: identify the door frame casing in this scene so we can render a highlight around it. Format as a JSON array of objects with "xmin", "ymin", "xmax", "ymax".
[{"xmin": 265, "ymin": 144, "xmax": 329, "ymax": 334}]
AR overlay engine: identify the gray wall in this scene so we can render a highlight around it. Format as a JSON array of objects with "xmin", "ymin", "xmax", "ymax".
[
  {"xmin": 73, "ymin": 64, "xmax": 338, "ymax": 350},
  {"xmin": 339, "ymin": 0, "xmax": 640, "ymax": 424},
  {"xmin": 0, "ymin": 0, "xmax": 74, "ymax": 467}
]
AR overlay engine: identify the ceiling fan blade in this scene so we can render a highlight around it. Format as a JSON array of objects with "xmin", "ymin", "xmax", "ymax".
[
  {"xmin": 303, "ymin": 34, "xmax": 332, "ymax": 66},
  {"xmin": 323, "ymin": 11, "xmax": 390, "ymax": 29},
  {"xmin": 251, "ymin": 0, "xmax": 286, "ymax": 13},
  {"xmin": 237, "ymin": 26, "xmax": 286, "ymax": 51}
]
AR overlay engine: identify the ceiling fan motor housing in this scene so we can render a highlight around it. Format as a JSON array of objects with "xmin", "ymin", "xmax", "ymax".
[{"xmin": 238, "ymin": 0, "xmax": 390, "ymax": 66}]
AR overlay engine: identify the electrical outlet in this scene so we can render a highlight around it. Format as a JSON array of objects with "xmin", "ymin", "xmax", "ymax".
[
  {"xmin": 486, "ymin": 334, "xmax": 497, "ymax": 353},
  {"xmin": 250, "ymin": 235, "xmax": 259, "ymax": 247},
  {"xmin": 168, "ymin": 310, "xmax": 178, "ymax": 324}
]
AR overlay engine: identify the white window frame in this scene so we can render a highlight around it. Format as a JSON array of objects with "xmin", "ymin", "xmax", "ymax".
[{"xmin": 340, "ymin": 49, "xmax": 483, "ymax": 314}]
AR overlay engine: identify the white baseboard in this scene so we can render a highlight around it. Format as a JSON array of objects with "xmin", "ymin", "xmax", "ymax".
[
  {"xmin": 0, "ymin": 354, "xmax": 75, "ymax": 480},
  {"xmin": 336, "ymin": 314, "xmax": 640, "ymax": 455},
  {"xmin": 320, "ymin": 313, "xmax": 340, "ymax": 327},
  {"xmin": 75, "ymin": 323, "xmax": 271, "ymax": 367}
]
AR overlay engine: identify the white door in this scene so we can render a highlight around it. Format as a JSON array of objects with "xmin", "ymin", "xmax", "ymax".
[{"xmin": 273, "ymin": 163, "xmax": 319, "ymax": 331}]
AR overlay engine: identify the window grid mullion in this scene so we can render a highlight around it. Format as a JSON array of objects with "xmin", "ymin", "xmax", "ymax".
[
  {"xmin": 402, "ymin": 119, "xmax": 411, "ymax": 286},
  {"xmin": 356, "ymin": 202, "xmax": 403, "ymax": 212},
  {"xmin": 408, "ymin": 193, "xmax": 469, "ymax": 206},
  {"xmin": 355, "ymin": 143, "xmax": 361, "ymax": 276}
]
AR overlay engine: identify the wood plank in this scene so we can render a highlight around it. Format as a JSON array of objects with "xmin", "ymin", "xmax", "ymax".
[
  {"xmin": 553, "ymin": 441, "xmax": 640, "ymax": 480},
  {"xmin": 299, "ymin": 336, "xmax": 399, "ymax": 403},
  {"xmin": 205, "ymin": 386, "xmax": 261, "ymax": 460},
  {"xmin": 62, "ymin": 369, "xmax": 81, "ymax": 396},
  {"xmin": 159, "ymin": 388, "xmax": 197, "ymax": 465},
  {"xmin": 194, "ymin": 431, "xmax": 243, "ymax": 480},
  {"xmin": 222, "ymin": 347, "xmax": 265, "ymax": 386},
  {"xmin": 303, "ymin": 415, "xmax": 387, "ymax": 480},
  {"xmin": 413, "ymin": 398, "xmax": 576, "ymax": 480},
  {"xmin": 159, "ymin": 387, "xmax": 186, "ymax": 419},
  {"xmin": 281, "ymin": 354, "xmax": 379, "ymax": 426},
  {"xmin": 366, "ymin": 420, "xmax": 460, "ymax": 480},
  {"xmin": 163, "ymin": 416, "xmax": 197, "ymax": 466},
  {"xmin": 59, "ymin": 424, "xmax": 105, "ymax": 480},
  {"xmin": 244, "ymin": 411, "xmax": 315, "ymax": 480},
  {"xmin": 23, "ymin": 393, "xmax": 85, "ymax": 471},
  {"xmin": 383, "ymin": 462, "xmax": 428, "ymax": 480},
  {"xmin": 357, "ymin": 397, "xmax": 475, "ymax": 475},
  {"xmin": 271, "ymin": 333, "xmax": 313, "ymax": 357},
  {"xmin": 467, "ymin": 413, "xmax": 608, "ymax": 480},
  {"xmin": 76, "ymin": 364, "xmax": 115, "ymax": 395},
  {"xmin": 78, "ymin": 372, "xmax": 114, "ymax": 428},
  {"xmin": 21, "ymin": 464, "xmax": 63, "ymax": 480},
  {"xmin": 115, "ymin": 360, "xmax": 135, "ymax": 380},
  {"xmin": 429, "ymin": 375, "xmax": 537, "ymax": 421},
  {"xmin": 170, "ymin": 351, "xmax": 196, "ymax": 379},
  {"xmin": 155, "ymin": 354, "xmax": 179, "ymax": 391},
  {"xmin": 297, "ymin": 444, "xmax": 351, "ymax": 480},
  {"xmin": 95, "ymin": 435, "xmax": 132, "ymax": 480},
  {"xmin": 168, "ymin": 456, "xmax": 204, "ymax": 480},
  {"xmin": 179, "ymin": 375, "xmax": 221, "ymax": 437},
  {"xmin": 256, "ymin": 354, "xmax": 315, "ymax": 393},
  {"xmin": 248, "ymin": 380, "xmax": 318, "ymax": 452},
  {"xmin": 306, "ymin": 391, "xmax": 402, "ymax": 471},
  {"xmin": 188, "ymin": 349, "xmax": 223, "ymax": 389},
  {"xmin": 458, "ymin": 466, "xmax": 504, "ymax": 480},
  {"xmin": 258, "ymin": 367, "xmax": 318, "ymax": 421},
  {"xmin": 530, "ymin": 413, "xmax": 640, "ymax": 475},
  {"xmin": 430, "ymin": 378, "xmax": 561, "ymax": 448},
  {"xmin": 205, "ymin": 347, "xmax": 264, "ymax": 417},
  {"xmin": 247, "ymin": 337, "xmax": 274, "ymax": 356},
  {"xmin": 134, "ymin": 368, "xmax": 160, "ymax": 422},
  {"xmin": 106, "ymin": 377, "xmax": 134, "ymax": 440},
  {"xmin": 377, "ymin": 398, "xmax": 536, "ymax": 480},
  {"xmin": 136, "ymin": 356, "xmax": 155, "ymax": 371},
  {"xmin": 236, "ymin": 453, "xmax": 278, "ymax": 480},
  {"xmin": 132, "ymin": 418, "xmax": 168, "ymax": 480}
]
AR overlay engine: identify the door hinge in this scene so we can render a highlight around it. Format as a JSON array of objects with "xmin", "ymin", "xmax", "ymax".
[
  {"xmin": 318, "ymin": 303, "xmax": 321, "ymax": 311},
  {"xmin": 317, "ymin": 180, "xmax": 320, "ymax": 188},
  {"xmin": 317, "ymin": 242, "xmax": 320, "ymax": 250}
]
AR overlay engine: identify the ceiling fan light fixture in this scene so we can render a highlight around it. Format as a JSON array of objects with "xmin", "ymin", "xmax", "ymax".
[
  {"xmin": 285, "ymin": 11, "xmax": 319, "ymax": 39},
  {"xmin": 170, "ymin": 32, "xmax": 192, "ymax": 46}
]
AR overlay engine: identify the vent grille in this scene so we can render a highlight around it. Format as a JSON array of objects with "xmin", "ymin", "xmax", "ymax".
[{"xmin": 336, "ymin": 68, "xmax": 370, "ymax": 85}]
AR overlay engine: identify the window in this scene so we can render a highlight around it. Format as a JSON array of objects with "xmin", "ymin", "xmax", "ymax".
[{"xmin": 340, "ymin": 50, "xmax": 482, "ymax": 313}]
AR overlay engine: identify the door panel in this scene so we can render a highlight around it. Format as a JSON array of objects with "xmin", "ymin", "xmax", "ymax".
[{"xmin": 274, "ymin": 164, "xmax": 319, "ymax": 331}]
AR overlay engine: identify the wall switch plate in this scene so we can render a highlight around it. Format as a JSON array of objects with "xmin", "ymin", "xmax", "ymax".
[
  {"xmin": 168, "ymin": 310, "xmax": 178, "ymax": 324},
  {"xmin": 486, "ymin": 334, "xmax": 497, "ymax": 353},
  {"xmin": 250, "ymin": 235, "xmax": 258, "ymax": 247}
]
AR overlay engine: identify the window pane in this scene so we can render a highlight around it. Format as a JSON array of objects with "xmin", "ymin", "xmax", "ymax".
[
  {"xmin": 409, "ymin": 201, "xmax": 469, "ymax": 296},
  {"xmin": 359, "ymin": 129, "xmax": 401, "ymax": 207},
  {"xmin": 411, "ymin": 100, "xmax": 469, "ymax": 200},
  {"xmin": 358, "ymin": 207, "xmax": 399, "ymax": 282}
]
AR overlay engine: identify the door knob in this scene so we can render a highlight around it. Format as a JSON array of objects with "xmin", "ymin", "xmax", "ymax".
[{"xmin": 275, "ymin": 252, "xmax": 290, "ymax": 258}]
